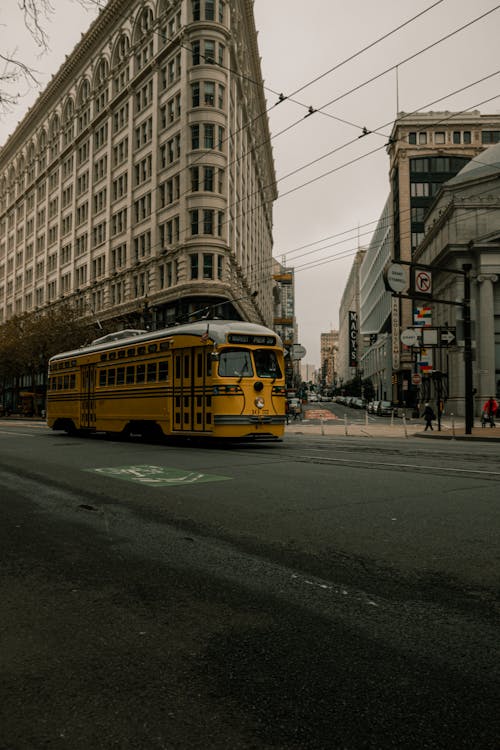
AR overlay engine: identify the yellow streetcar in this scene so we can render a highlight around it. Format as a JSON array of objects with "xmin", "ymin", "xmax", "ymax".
[{"xmin": 46, "ymin": 320, "xmax": 287, "ymax": 441}]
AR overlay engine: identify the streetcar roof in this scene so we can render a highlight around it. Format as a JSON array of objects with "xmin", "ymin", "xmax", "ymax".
[{"xmin": 49, "ymin": 319, "xmax": 283, "ymax": 362}]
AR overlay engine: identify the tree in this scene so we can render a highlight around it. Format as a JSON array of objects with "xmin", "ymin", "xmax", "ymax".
[
  {"xmin": 1, "ymin": 0, "xmax": 102, "ymax": 114},
  {"xmin": 0, "ymin": 303, "xmax": 94, "ymax": 414}
]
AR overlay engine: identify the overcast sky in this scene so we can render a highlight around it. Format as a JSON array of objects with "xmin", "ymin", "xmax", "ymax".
[{"xmin": 1, "ymin": 0, "xmax": 500, "ymax": 365}]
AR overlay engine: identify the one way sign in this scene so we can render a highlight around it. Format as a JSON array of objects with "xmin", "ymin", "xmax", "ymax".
[{"xmin": 440, "ymin": 328, "xmax": 456, "ymax": 346}]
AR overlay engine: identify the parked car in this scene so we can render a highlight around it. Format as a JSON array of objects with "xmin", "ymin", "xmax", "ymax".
[
  {"xmin": 377, "ymin": 400, "xmax": 393, "ymax": 416},
  {"xmin": 308, "ymin": 393, "xmax": 318, "ymax": 402},
  {"xmin": 288, "ymin": 398, "xmax": 302, "ymax": 418},
  {"xmin": 367, "ymin": 400, "xmax": 377, "ymax": 414}
]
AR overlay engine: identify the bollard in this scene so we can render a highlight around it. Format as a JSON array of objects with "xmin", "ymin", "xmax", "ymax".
[
  {"xmin": 391, "ymin": 409, "xmax": 394, "ymax": 426},
  {"xmin": 365, "ymin": 410, "xmax": 369, "ymax": 427},
  {"xmin": 320, "ymin": 415, "xmax": 325, "ymax": 436},
  {"xmin": 451, "ymin": 413, "xmax": 456, "ymax": 439},
  {"xmin": 402, "ymin": 413, "xmax": 408, "ymax": 438},
  {"xmin": 344, "ymin": 413, "xmax": 348, "ymax": 436}
]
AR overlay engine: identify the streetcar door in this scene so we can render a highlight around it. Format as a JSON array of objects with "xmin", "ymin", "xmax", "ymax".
[
  {"xmin": 172, "ymin": 347, "xmax": 210, "ymax": 432},
  {"xmin": 80, "ymin": 364, "xmax": 96, "ymax": 429}
]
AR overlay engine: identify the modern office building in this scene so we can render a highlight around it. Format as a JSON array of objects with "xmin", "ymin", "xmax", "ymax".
[{"xmin": 0, "ymin": 0, "xmax": 277, "ymax": 333}]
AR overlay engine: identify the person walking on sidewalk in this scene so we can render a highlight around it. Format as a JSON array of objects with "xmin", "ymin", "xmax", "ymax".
[
  {"xmin": 423, "ymin": 403, "xmax": 435, "ymax": 431},
  {"xmin": 482, "ymin": 396, "xmax": 498, "ymax": 428}
]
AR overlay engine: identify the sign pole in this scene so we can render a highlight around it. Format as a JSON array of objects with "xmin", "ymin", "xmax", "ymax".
[{"xmin": 463, "ymin": 264, "xmax": 473, "ymax": 435}]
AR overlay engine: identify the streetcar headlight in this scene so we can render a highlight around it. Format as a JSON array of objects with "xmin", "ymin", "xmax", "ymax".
[{"xmin": 254, "ymin": 397, "xmax": 265, "ymax": 409}]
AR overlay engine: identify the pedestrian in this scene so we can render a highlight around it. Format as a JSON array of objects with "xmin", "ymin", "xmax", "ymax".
[
  {"xmin": 285, "ymin": 400, "xmax": 290, "ymax": 425},
  {"xmin": 481, "ymin": 396, "xmax": 498, "ymax": 428},
  {"xmin": 423, "ymin": 402, "xmax": 435, "ymax": 431}
]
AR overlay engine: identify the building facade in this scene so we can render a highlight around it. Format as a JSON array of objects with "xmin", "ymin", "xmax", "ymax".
[
  {"xmin": 0, "ymin": 0, "xmax": 277, "ymax": 334},
  {"xmin": 414, "ymin": 143, "xmax": 500, "ymax": 416},
  {"xmin": 355, "ymin": 110, "xmax": 500, "ymax": 409},
  {"xmin": 386, "ymin": 111, "xmax": 500, "ymax": 401}
]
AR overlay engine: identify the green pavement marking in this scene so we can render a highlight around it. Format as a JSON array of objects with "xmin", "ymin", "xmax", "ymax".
[{"xmin": 85, "ymin": 464, "xmax": 231, "ymax": 487}]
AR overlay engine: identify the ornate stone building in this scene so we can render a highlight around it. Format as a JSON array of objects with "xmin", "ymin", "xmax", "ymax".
[{"xmin": 0, "ymin": 0, "xmax": 277, "ymax": 332}]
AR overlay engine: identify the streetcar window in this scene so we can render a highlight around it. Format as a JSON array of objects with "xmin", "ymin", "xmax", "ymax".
[
  {"xmin": 206, "ymin": 354, "xmax": 212, "ymax": 377},
  {"xmin": 184, "ymin": 355, "xmax": 190, "ymax": 378},
  {"xmin": 138, "ymin": 346, "xmax": 146, "ymax": 355},
  {"xmin": 99, "ymin": 370, "xmax": 106, "ymax": 386},
  {"xmin": 101, "ymin": 354, "xmax": 107, "ymax": 361},
  {"xmin": 126, "ymin": 366, "xmax": 135, "ymax": 384},
  {"xmin": 108, "ymin": 368, "xmax": 116, "ymax": 386},
  {"xmin": 148, "ymin": 344, "xmax": 157, "ymax": 353},
  {"xmin": 136, "ymin": 364, "xmax": 145, "ymax": 383},
  {"xmin": 117, "ymin": 367, "xmax": 125, "ymax": 385},
  {"xmin": 253, "ymin": 349, "xmax": 282, "ymax": 379},
  {"xmin": 158, "ymin": 360, "xmax": 168, "ymax": 381},
  {"xmin": 197, "ymin": 353, "xmax": 203, "ymax": 378},
  {"xmin": 109, "ymin": 352, "xmax": 117, "ymax": 360},
  {"xmin": 147, "ymin": 363, "xmax": 157, "ymax": 382},
  {"xmin": 63, "ymin": 375, "xmax": 69, "ymax": 389},
  {"xmin": 218, "ymin": 348, "xmax": 253, "ymax": 377},
  {"xmin": 57, "ymin": 377, "xmax": 63, "ymax": 390},
  {"xmin": 159, "ymin": 342, "xmax": 170, "ymax": 351},
  {"xmin": 127, "ymin": 348, "xmax": 135, "ymax": 357},
  {"xmin": 118, "ymin": 350, "xmax": 126, "ymax": 359},
  {"xmin": 70, "ymin": 374, "xmax": 76, "ymax": 389}
]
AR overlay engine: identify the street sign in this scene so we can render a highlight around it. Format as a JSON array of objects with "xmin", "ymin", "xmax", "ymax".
[
  {"xmin": 411, "ymin": 373, "xmax": 422, "ymax": 385},
  {"xmin": 400, "ymin": 328, "xmax": 419, "ymax": 346},
  {"xmin": 414, "ymin": 269, "xmax": 432, "ymax": 294},
  {"xmin": 386, "ymin": 263, "xmax": 408, "ymax": 293},
  {"xmin": 291, "ymin": 344, "xmax": 307, "ymax": 361},
  {"xmin": 440, "ymin": 328, "xmax": 456, "ymax": 346}
]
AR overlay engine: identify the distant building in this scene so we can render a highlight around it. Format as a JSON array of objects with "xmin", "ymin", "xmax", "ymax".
[
  {"xmin": 273, "ymin": 259, "xmax": 299, "ymax": 387},
  {"xmin": 320, "ymin": 330, "xmax": 339, "ymax": 390},
  {"xmin": 0, "ymin": 0, "xmax": 277, "ymax": 332}
]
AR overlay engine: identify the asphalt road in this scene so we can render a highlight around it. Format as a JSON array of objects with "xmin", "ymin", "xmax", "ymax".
[{"xmin": 0, "ymin": 421, "xmax": 499, "ymax": 749}]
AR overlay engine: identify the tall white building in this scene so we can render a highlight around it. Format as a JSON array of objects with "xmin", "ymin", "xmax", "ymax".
[{"xmin": 0, "ymin": 0, "xmax": 277, "ymax": 332}]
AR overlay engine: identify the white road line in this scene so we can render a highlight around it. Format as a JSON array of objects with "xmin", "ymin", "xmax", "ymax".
[
  {"xmin": 300, "ymin": 452, "xmax": 500, "ymax": 476},
  {"xmin": 0, "ymin": 430, "xmax": 34, "ymax": 436}
]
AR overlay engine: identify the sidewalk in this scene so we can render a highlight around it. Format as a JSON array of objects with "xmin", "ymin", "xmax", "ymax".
[{"xmin": 285, "ymin": 417, "xmax": 500, "ymax": 441}]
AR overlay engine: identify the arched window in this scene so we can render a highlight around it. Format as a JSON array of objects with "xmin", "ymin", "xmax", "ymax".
[
  {"xmin": 38, "ymin": 129, "xmax": 47, "ymax": 172},
  {"xmin": 133, "ymin": 6, "xmax": 155, "ymax": 71},
  {"xmin": 27, "ymin": 142, "xmax": 36, "ymax": 183},
  {"xmin": 63, "ymin": 98, "xmax": 74, "ymax": 146},
  {"xmin": 77, "ymin": 78, "xmax": 91, "ymax": 106},
  {"xmin": 77, "ymin": 79, "xmax": 91, "ymax": 132},
  {"xmin": 94, "ymin": 58, "xmax": 109, "ymax": 113},
  {"xmin": 17, "ymin": 155, "xmax": 25, "ymax": 190}
]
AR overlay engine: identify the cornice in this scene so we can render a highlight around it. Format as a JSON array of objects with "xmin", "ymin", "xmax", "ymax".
[{"xmin": 0, "ymin": 0, "xmax": 131, "ymax": 164}]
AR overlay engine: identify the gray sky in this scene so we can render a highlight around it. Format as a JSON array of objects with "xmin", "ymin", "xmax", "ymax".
[{"xmin": 1, "ymin": 0, "xmax": 500, "ymax": 365}]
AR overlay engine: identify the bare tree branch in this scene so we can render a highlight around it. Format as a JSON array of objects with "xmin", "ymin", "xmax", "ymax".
[{"xmin": 0, "ymin": 0, "xmax": 105, "ymax": 116}]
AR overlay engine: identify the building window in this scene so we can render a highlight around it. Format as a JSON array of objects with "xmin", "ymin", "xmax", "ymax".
[
  {"xmin": 203, "ymin": 253, "xmax": 213, "ymax": 278},
  {"xmin": 481, "ymin": 131, "xmax": 500, "ymax": 144},
  {"xmin": 434, "ymin": 131, "xmax": 445, "ymax": 145},
  {"xmin": 418, "ymin": 132, "xmax": 427, "ymax": 145},
  {"xmin": 190, "ymin": 254, "xmax": 199, "ymax": 279},
  {"xmin": 191, "ymin": 124, "xmax": 200, "ymax": 149}
]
